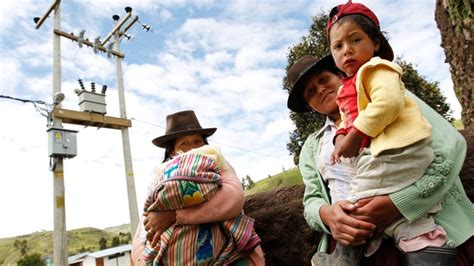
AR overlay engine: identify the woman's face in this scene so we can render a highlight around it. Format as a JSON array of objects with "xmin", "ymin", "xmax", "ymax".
[
  {"xmin": 303, "ymin": 70, "xmax": 341, "ymax": 116},
  {"xmin": 172, "ymin": 134, "xmax": 205, "ymax": 155}
]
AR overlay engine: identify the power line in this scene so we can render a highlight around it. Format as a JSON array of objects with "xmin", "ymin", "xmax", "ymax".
[
  {"xmin": 0, "ymin": 94, "xmax": 51, "ymax": 118},
  {"xmin": 0, "ymin": 94, "xmax": 48, "ymax": 105},
  {"xmin": 130, "ymin": 117, "xmax": 279, "ymax": 159}
]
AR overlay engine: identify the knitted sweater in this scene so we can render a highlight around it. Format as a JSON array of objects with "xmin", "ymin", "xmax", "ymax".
[
  {"xmin": 300, "ymin": 91, "xmax": 474, "ymax": 253},
  {"xmin": 342, "ymin": 57, "xmax": 432, "ymax": 156}
]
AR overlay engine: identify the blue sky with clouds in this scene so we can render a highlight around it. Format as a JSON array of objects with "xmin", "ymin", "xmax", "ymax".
[{"xmin": 0, "ymin": 0, "xmax": 460, "ymax": 238}]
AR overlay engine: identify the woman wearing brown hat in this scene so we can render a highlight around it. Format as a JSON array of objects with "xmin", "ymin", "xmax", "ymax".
[
  {"xmin": 131, "ymin": 110, "xmax": 265, "ymax": 265},
  {"xmin": 287, "ymin": 55, "xmax": 474, "ymax": 265}
]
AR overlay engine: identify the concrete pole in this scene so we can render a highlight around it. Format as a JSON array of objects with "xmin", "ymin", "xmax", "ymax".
[
  {"xmin": 52, "ymin": 1, "xmax": 68, "ymax": 265},
  {"xmin": 114, "ymin": 34, "xmax": 139, "ymax": 235}
]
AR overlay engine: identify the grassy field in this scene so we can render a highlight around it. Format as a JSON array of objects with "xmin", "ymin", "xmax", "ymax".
[{"xmin": 245, "ymin": 167, "xmax": 303, "ymax": 195}]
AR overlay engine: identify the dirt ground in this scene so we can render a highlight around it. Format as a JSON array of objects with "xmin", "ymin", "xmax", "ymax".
[{"xmin": 244, "ymin": 129, "xmax": 473, "ymax": 266}]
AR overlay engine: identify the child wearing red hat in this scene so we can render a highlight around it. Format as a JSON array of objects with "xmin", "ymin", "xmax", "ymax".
[{"xmin": 314, "ymin": 1, "xmax": 448, "ymax": 265}]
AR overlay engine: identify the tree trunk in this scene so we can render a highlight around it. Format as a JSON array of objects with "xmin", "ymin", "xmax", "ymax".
[{"xmin": 435, "ymin": 0, "xmax": 473, "ymax": 129}]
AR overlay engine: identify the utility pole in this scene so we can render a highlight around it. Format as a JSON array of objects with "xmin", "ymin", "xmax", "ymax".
[
  {"xmin": 35, "ymin": 0, "xmax": 69, "ymax": 264},
  {"xmin": 35, "ymin": 1, "xmax": 70, "ymax": 264},
  {"xmin": 51, "ymin": 2, "xmax": 68, "ymax": 265},
  {"xmin": 111, "ymin": 13, "xmax": 139, "ymax": 235}
]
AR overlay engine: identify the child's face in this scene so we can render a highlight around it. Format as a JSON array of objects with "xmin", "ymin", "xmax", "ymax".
[
  {"xmin": 303, "ymin": 70, "xmax": 341, "ymax": 116},
  {"xmin": 173, "ymin": 134, "xmax": 205, "ymax": 155},
  {"xmin": 329, "ymin": 20, "xmax": 380, "ymax": 77}
]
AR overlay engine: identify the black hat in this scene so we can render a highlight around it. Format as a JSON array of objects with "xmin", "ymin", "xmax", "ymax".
[
  {"xmin": 287, "ymin": 55, "xmax": 338, "ymax": 113},
  {"xmin": 152, "ymin": 110, "xmax": 217, "ymax": 148}
]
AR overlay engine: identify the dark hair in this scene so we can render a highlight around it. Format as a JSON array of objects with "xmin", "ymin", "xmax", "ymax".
[
  {"xmin": 161, "ymin": 136, "xmax": 209, "ymax": 163},
  {"xmin": 327, "ymin": 12, "xmax": 389, "ymax": 59}
]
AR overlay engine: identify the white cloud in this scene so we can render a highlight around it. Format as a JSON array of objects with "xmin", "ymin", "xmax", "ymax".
[
  {"xmin": 0, "ymin": 57, "xmax": 23, "ymax": 95},
  {"xmin": 160, "ymin": 9, "xmax": 173, "ymax": 21},
  {"xmin": 0, "ymin": 0, "xmax": 38, "ymax": 34}
]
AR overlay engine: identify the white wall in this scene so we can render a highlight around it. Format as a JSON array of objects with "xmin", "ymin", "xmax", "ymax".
[
  {"xmin": 81, "ymin": 252, "xmax": 131, "ymax": 266},
  {"xmin": 103, "ymin": 253, "xmax": 131, "ymax": 266}
]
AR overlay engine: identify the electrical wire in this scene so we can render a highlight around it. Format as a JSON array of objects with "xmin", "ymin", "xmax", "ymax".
[
  {"xmin": 130, "ymin": 117, "xmax": 278, "ymax": 159},
  {"xmin": 0, "ymin": 94, "xmax": 52, "ymax": 118}
]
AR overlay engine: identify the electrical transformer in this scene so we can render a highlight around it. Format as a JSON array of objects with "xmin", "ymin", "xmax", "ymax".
[{"xmin": 77, "ymin": 90, "xmax": 107, "ymax": 114}]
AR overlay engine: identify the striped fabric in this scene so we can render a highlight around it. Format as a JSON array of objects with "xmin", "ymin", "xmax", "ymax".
[
  {"xmin": 145, "ymin": 149, "xmax": 222, "ymax": 211},
  {"xmin": 143, "ymin": 146, "xmax": 261, "ymax": 265}
]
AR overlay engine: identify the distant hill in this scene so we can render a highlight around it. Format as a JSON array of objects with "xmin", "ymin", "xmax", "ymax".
[
  {"xmin": 245, "ymin": 167, "xmax": 303, "ymax": 195},
  {"xmin": 0, "ymin": 224, "xmax": 131, "ymax": 265}
]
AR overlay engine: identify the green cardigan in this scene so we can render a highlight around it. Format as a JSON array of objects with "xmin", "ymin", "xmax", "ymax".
[{"xmin": 299, "ymin": 91, "xmax": 474, "ymax": 253}]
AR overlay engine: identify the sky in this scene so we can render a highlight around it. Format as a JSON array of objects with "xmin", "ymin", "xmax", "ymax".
[{"xmin": 0, "ymin": 0, "xmax": 461, "ymax": 238}]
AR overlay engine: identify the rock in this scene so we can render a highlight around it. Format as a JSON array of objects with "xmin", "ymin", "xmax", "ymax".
[{"xmin": 244, "ymin": 186, "xmax": 320, "ymax": 266}]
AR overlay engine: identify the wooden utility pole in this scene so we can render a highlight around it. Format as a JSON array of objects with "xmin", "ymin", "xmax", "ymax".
[
  {"xmin": 52, "ymin": 2, "xmax": 68, "ymax": 265},
  {"xmin": 114, "ymin": 31, "xmax": 139, "ymax": 235}
]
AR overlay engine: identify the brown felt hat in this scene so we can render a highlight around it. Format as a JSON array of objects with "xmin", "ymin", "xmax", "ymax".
[
  {"xmin": 287, "ymin": 55, "xmax": 338, "ymax": 113},
  {"xmin": 152, "ymin": 110, "xmax": 217, "ymax": 148}
]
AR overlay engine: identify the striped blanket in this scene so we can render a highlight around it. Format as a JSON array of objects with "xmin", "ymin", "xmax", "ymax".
[{"xmin": 143, "ymin": 145, "xmax": 261, "ymax": 265}]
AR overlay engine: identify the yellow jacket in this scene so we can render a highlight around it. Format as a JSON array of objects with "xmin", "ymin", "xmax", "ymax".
[{"xmin": 342, "ymin": 57, "xmax": 432, "ymax": 156}]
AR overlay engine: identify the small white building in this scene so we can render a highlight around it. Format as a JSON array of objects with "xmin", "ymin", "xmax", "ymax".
[{"xmin": 68, "ymin": 244, "xmax": 132, "ymax": 266}]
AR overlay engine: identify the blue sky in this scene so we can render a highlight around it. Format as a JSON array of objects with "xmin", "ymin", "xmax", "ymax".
[{"xmin": 0, "ymin": 0, "xmax": 460, "ymax": 238}]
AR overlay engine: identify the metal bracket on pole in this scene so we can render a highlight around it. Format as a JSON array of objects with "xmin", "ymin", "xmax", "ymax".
[
  {"xmin": 34, "ymin": 0, "xmax": 60, "ymax": 29},
  {"xmin": 101, "ymin": 11, "xmax": 132, "ymax": 46},
  {"xmin": 54, "ymin": 29, "xmax": 124, "ymax": 58},
  {"xmin": 122, "ymin": 16, "xmax": 139, "ymax": 36}
]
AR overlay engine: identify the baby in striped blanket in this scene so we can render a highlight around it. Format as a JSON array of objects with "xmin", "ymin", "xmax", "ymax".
[{"xmin": 142, "ymin": 145, "xmax": 261, "ymax": 265}]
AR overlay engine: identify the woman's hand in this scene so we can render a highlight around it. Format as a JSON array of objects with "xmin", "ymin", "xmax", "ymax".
[
  {"xmin": 320, "ymin": 201, "xmax": 376, "ymax": 246},
  {"xmin": 349, "ymin": 196, "xmax": 402, "ymax": 234},
  {"xmin": 143, "ymin": 211, "xmax": 177, "ymax": 246}
]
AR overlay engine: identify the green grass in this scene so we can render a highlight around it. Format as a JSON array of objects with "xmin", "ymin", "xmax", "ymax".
[
  {"xmin": 245, "ymin": 167, "xmax": 303, "ymax": 195},
  {"xmin": 0, "ymin": 225, "xmax": 131, "ymax": 265},
  {"xmin": 452, "ymin": 119, "xmax": 464, "ymax": 130}
]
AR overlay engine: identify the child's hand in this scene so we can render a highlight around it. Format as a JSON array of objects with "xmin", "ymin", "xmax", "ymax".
[
  {"xmin": 331, "ymin": 134, "xmax": 346, "ymax": 164},
  {"xmin": 143, "ymin": 210, "xmax": 177, "ymax": 246},
  {"xmin": 331, "ymin": 130, "xmax": 363, "ymax": 163}
]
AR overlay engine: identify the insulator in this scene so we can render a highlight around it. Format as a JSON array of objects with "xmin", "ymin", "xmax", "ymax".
[{"xmin": 78, "ymin": 79, "xmax": 85, "ymax": 90}]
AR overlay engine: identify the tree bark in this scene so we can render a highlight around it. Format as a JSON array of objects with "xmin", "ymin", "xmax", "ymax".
[{"xmin": 435, "ymin": 0, "xmax": 473, "ymax": 129}]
